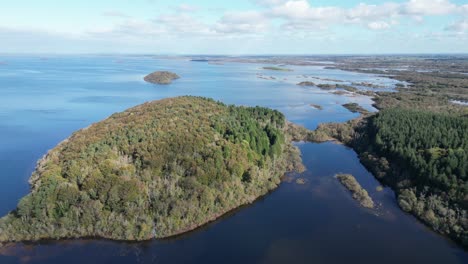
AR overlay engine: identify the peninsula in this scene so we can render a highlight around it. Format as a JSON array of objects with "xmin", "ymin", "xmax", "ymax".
[{"xmin": 0, "ymin": 96, "xmax": 304, "ymax": 242}]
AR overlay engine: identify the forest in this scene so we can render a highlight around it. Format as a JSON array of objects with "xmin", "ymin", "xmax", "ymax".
[
  {"xmin": 0, "ymin": 96, "xmax": 303, "ymax": 242},
  {"xmin": 311, "ymin": 57, "xmax": 468, "ymax": 247},
  {"xmin": 310, "ymin": 106, "xmax": 467, "ymax": 246},
  {"xmin": 353, "ymin": 109, "xmax": 467, "ymax": 246}
]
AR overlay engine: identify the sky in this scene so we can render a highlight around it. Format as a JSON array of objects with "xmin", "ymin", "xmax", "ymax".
[{"xmin": 1, "ymin": 0, "xmax": 467, "ymax": 54}]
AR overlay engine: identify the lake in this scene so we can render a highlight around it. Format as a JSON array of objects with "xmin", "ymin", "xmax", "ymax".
[{"xmin": 0, "ymin": 55, "xmax": 466, "ymax": 263}]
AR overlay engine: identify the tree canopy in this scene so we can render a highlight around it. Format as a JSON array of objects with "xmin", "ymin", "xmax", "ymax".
[
  {"xmin": 362, "ymin": 108, "xmax": 468, "ymax": 246},
  {"xmin": 0, "ymin": 96, "xmax": 302, "ymax": 242}
]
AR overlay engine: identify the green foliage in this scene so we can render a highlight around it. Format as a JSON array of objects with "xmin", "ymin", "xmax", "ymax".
[
  {"xmin": 361, "ymin": 108, "xmax": 468, "ymax": 246},
  {"xmin": 0, "ymin": 96, "xmax": 301, "ymax": 242},
  {"xmin": 368, "ymin": 108, "xmax": 467, "ymax": 202},
  {"xmin": 310, "ymin": 107, "xmax": 468, "ymax": 247},
  {"xmin": 342, "ymin": 103, "xmax": 369, "ymax": 115},
  {"xmin": 336, "ymin": 174, "xmax": 374, "ymax": 208}
]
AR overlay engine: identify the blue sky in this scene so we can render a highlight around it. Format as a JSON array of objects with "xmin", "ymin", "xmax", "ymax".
[{"xmin": 1, "ymin": 0, "xmax": 467, "ymax": 54}]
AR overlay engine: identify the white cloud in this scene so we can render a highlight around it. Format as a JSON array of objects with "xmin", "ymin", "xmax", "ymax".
[
  {"xmin": 270, "ymin": 1, "xmax": 343, "ymax": 21},
  {"xmin": 461, "ymin": 5, "xmax": 468, "ymax": 15},
  {"xmin": 6, "ymin": 0, "xmax": 468, "ymax": 41},
  {"xmin": 346, "ymin": 3, "xmax": 400, "ymax": 22},
  {"xmin": 445, "ymin": 19, "xmax": 468, "ymax": 32},
  {"xmin": 402, "ymin": 0, "xmax": 457, "ymax": 16},
  {"xmin": 124, "ymin": 1, "xmax": 468, "ymax": 37},
  {"xmin": 87, "ymin": 19, "xmax": 165, "ymax": 39},
  {"xmin": 214, "ymin": 11, "xmax": 269, "ymax": 34},
  {"xmin": 367, "ymin": 21, "xmax": 390, "ymax": 30},
  {"xmin": 174, "ymin": 4, "xmax": 199, "ymax": 13},
  {"xmin": 102, "ymin": 10, "xmax": 131, "ymax": 18},
  {"xmin": 3, "ymin": 0, "xmax": 468, "ymax": 53},
  {"xmin": 154, "ymin": 14, "xmax": 211, "ymax": 35},
  {"xmin": 253, "ymin": 0, "xmax": 289, "ymax": 7},
  {"xmin": 0, "ymin": 26, "xmax": 98, "ymax": 53},
  {"xmin": 256, "ymin": 0, "xmax": 468, "ymax": 33},
  {"xmin": 265, "ymin": 1, "xmax": 400, "ymax": 31}
]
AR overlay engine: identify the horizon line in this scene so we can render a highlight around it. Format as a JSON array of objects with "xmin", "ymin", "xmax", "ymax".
[{"xmin": 1, "ymin": 52, "xmax": 468, "ymax": 57}]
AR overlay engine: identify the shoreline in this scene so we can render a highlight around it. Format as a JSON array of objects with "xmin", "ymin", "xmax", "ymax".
[{"xmin": 0, "ymin": 99, "xmax": 305, "ymax": 244}]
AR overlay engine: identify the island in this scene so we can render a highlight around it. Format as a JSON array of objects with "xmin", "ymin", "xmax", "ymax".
[
  {"xmin": 262, "ymin": 66, "xmax": 293, "ymax": 72},
  {"xmin": 316, "ymin": 83, "xmax": 358, "ymax": 92},
  {"xmin": 316, "ymin": 84, "xmax": 338, "ymax": 90},
  {"xmin": 144, "ymin": 71, "xmax": 180, "ymax": 84},
  {"xmin": 297, "ymin": 81, "xmax": 316, "ymax": 86},
  {"xmin": 336, "ymin": 174, "xmax": 374, "ymax": 208},
  {"xmin": 351, "ymin": 82, "xmax": 385, "ymax": 89},
  {"xmin": 191, "ymin": 59, "xmax": 209, "ymax": 62},
  {"xmin": 342, "ymin": 103, "xmax": 369, "ymax": 114},
  {"xmin": 310, "ymin": 104, "xmax": 323, "ymax": 110},
  {"xmin": 0, "ymin": 96, "xmax": 304, "ymax": 242}
]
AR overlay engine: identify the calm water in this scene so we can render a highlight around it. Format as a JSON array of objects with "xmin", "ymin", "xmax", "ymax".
[{"xmin": 0, "ymin": 55, "xmax": 466, "ymax": 263}]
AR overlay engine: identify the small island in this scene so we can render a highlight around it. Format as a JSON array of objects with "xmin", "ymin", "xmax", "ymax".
[
  {"xmin": 351, "ymin": 82, "xmax": 385, "ymax": 89},
  {"xmin": 310, "ymin": 104, "xmax": 323, "ymax": 110},
  {"xmin": 316, "ymin": 84, "xmax": 337, "ymax": 90},
  {"xmin": 342, "ymin": 103, "xmax": 369, "ymax": 114},
  {"xmin": 333, "ymin": 91, "xmax": 348, "ymax": 95},
  {"xmin": 297, "ymin": 81, "xmax": 316, "ymax": 86},
  {"xmin": 144, "ymin": 71, "xmax": 180, "ymax": 84},
  {"xmin": 262, "ymin": 66, "xmax": 293, "ymax": 72},
  {"xmin": 0, "ymin": 96, "xmax": 304, "ymax": 243},
  {"xmin": 336, "ymin": 174, "xmax": 374, "ymax": 208},
  {"xmin": 316, "ymin": 84, "xmax": 358, "ymax": 92},
  {"xmin": 340, "ymin": 85, "xmax": 358, "ymax": 92}
]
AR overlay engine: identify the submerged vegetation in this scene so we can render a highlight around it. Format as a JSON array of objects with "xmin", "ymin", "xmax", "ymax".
[
  {"xmin": 0, "ymin": 96, "xmax": 304, "ymax": 242},
  {"xmin": 296, "ymin": 178, "xmax": 307, "ymax": 185},
  {"xmin": 336, "ymin": 174, "xmax": 374, "ymax": 208}
]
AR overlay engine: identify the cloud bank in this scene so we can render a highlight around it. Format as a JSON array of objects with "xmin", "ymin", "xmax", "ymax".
[{"xmin": 1, "ymin": 0, "xmax": 467, "ymax": 53}]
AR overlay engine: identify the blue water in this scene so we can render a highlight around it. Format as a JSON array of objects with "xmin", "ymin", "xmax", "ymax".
[{"xmin": 0, "ymin": 55, "xmax": 466, "ymax": 263}]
